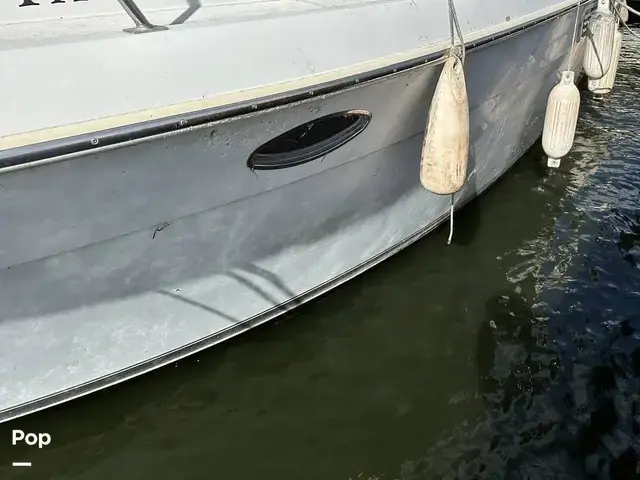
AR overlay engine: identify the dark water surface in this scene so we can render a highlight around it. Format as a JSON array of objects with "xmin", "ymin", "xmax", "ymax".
[{"xmin": 3, "ymin": 29, "xmax": 640, "ymax": 480}]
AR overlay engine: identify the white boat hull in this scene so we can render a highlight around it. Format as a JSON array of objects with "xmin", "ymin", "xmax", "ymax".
[{"xmin": 0, "ymin": 1, "xmax": 593, "ymax": 421}]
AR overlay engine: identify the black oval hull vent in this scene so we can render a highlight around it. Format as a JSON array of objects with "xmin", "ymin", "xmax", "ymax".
[{"xmin": 247, "ymin": 110, "xmax": 372, "ymax": 170}]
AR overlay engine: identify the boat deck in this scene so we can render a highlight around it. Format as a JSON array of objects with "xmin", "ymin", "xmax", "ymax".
[{"xmin": 0, "ymin": 0, "xmax": 580, "ymax": 149}]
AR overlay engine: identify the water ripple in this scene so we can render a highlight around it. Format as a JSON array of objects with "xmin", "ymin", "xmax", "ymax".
[{"xmin": 402, "ymin": 26, "xmax": 640, "ymax": 480}]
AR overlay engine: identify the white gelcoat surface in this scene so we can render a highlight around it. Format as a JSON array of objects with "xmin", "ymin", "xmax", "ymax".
[
  {"xmin": 1, "ymin": 0, "xmax": 581, "ymax": 143},
  {"xmin": 0, "ymin": 4, "xmax": 590, "ymax": 421}
]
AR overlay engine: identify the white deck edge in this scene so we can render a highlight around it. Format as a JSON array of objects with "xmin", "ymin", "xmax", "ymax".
[{"xmin": 0, "ymin": 0, "xmax": 580, "ymax": 153}]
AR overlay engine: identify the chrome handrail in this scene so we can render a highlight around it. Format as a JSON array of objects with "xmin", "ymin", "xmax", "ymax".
[{"xmin": 117, "ymin": 0, "xmax": 168, "ymax": 33}]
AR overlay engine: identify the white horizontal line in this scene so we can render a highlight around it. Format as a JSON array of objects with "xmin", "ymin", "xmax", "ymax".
[{"xmin": 12, "ymin": 462, "xmax": 32, "ymax": 467}]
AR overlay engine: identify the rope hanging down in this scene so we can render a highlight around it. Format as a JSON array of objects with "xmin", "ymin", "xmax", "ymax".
[
  {"xmin": 567, "ymin": 0, "xmax": 582, "ymax": 68},
  {"xmin": 446, "ymin": 0, "xmax": 465, "ymax": 245},
  {"xmin": 448, "ymin": 0, "xmax": 465, "ymax": 63},
  {"xmin": 615, "ymin": 0, "xmax": 640, "ymax": 17},
  {"xmin": 614, "ymin": 0, "xmax": 640, "ymax": 40}
]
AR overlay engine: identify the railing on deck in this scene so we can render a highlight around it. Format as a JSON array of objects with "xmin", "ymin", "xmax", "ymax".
[{"xmin": 117, "ymin": 0, "xmax": 168, "ymax": 33}]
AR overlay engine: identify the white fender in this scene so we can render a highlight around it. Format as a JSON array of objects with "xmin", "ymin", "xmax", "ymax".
[
  {"xmin": 588, "ymin": 29, "xmax": 623, "ymax": 94},
  {"xmin": 542, "ymin": 71, "xmax": 581, "ymax": 168},
  {"xmin": 420, "ymin": 55, "xmax": 469, "ymax": 194},
  {"xmin": 583, "ymin": 1, "xmax": 617, "ymax": 80}
]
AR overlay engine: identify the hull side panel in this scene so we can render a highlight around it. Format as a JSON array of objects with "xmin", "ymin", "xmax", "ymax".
[{"xmin": 0, "ymin": 9, "xmax": 583, "ymax": 421}]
